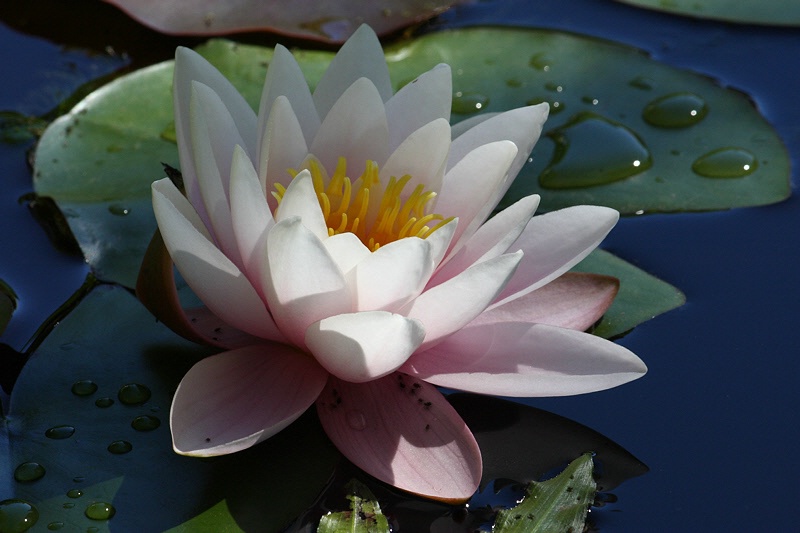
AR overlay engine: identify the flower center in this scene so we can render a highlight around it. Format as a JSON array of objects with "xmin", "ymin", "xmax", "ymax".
[{"xmin": 273, "ymin": 157, "xmax": 453, "ymax": 251}]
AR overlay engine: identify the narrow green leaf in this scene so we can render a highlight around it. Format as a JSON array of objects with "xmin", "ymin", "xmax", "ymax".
[
  {"xmin": 317, "ymin": 480, "xmax": 390, "ymax": 533},
  {"xmin": 494, "ymin": 453, "xmax": 596, "ymax": 533}
]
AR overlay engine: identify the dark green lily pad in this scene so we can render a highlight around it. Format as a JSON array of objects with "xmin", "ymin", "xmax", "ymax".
[
  {"xmin": 0, "ymin": 284, "xmax": 338, "ymax": 532},
  {"xmin": 494, "ymin": 453, "xmax": 595, "ymax": 532},
  {"xmin": 613, "ymin": 0, "xmax": 800, "ymax": 26},
  {"xmin": 317, "ymin": 480, "xmax": 390, "ymax": 533}
]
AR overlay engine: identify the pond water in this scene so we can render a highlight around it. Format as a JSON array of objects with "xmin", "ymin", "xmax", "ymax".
[{"xmin": 1, "ymin": 0, "xmax": 798, "ymax": 531}]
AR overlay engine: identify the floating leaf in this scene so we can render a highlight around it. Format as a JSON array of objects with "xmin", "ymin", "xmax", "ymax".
[
  {"xmin": 102, "ymin": 0, "xmax": 461, "ymax": 42},
  {"xmin": 613, "ymin": 0, "xmax": 800, "ymax": 26},
  {"xmin": 317, "ymin": 480, "xmax": 390, "ymax": 533},
  {"xmin": 1, "ymin": 284, "xmax": 338, "ymax": 532},
  {"xmin": 0, "ymin": 279, "xmax": 17, "ymax": 337},
  {"xmin": 494, "ymin": 453, "xmax": 596, "ymax": 532}
]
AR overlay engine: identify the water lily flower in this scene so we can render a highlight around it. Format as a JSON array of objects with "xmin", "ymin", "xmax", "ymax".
[{"xmin": 138, "ymin": 25, "xmax": 647, "ymax": 502}]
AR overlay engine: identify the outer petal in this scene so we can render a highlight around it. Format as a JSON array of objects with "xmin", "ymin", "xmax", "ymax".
[
  {"xmin": 309, "ymin": 77, "xmax": 390, "ymax": 171},
  {"xmin": 401, "ymin": 251, "xmax": 523, "ymax": 349},
  {"xmin": 323, "ymin": 232, "xmax": 371, "ymax": 276},
  {"xmin": 473, "ymin": 272, "xmax": 619, "ymax": 331},
  {"xmin": 312, "ymin": 24, "xmax": 393, "ymax": 120},
  {"xmin": 316, "ymin": 374, "xmax": 481, "ymax": 502},
  {"xmin": 433, "ymin": 194, "xmax": 539, "ymax": 285},
  {"xmin": 379, "ymin": 118, "xmax": 450, "ymax": 198},
  {"xmin": 306, "ymin": 312, "xmax": 425, "ymax": 382},
  {"xmin": 263, "ymin": 217, "xmax": 351, "ymax": 347},
  {"xmin": 352, "ymin": 237, "xmax": 434, "ymax": 312},
  {"xmin": 153, "ymin": 179, "xmax": 282, "ymax": 341},
  {"xmin": 384, "ymin": 64, "xmax": 452, "ymax": 151},
  {"xmin": 260, "ymin": 95, "xmax": 310, "ymax": 210},
  {"xmin": 171, "ymin": 344, "xmax": 328, "ymax": 456},
  {"xmin": 492, "ymin": 205, "xmax": 619, "ymax": 307},
  {"xmin": 274, "ymin": 170, "xmax": 328, "ymax": 241},
  {"xmin": 404, "ymin": 322, "xmax": 647, "ymax": 396}
]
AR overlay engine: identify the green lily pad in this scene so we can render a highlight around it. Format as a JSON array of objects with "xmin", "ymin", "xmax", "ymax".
[
  {"xmin": 612, "ymin": 0, "xmax": 800, "ymax": 26},
  {"xmin": 494, "ymin": 453, "xmax": 596, "ymax": 532},
  {"xmin": 0, "ymin": 279, "xmax": 17, "ymax": 337},
  {"xmin": 0, "ymin": 284, "xmax": 338, "ymax": 532},
  {"xmin": 317, "ymin": 480, "xmax": 390, "ymax": 533}
]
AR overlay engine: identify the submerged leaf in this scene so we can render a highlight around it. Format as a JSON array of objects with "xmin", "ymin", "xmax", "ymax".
[
  {"xmin": 494, "ymin": 453, "xmax": 596, "ymax": 532},
  {"xmin": 317, "ymin": 480, "xmax": 390, "ymax": 533},
  {"xmin": 613, "ymin": 0, "xmax": 800, "ymax": 26}
]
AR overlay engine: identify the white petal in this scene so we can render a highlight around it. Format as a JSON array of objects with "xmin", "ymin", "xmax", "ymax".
[
  {"xmin": 275, "ymin": 170, "xmax": 328, "ymax": 241},
  {"xmin": 256, "ymin": 44, "xmax": 320, "ymax": 152},
  {"xmin": 323, "ymin": 232, "xmax": 371, "ymax": 277},
  {"xmin": 385, "ymin": 64, "xmax": 452, "ymax": 151},
  {"xmin": 425, "ymin": 218, "xmax": 458, "ymax": 270},
  {"xmin": 402, "ymin": 251, "xmax": 523, "ymax": 349},
  {"xmin": 379, "ymin": 118, "xmax": 450, "ymax": 197},
  {"xmin": 263, "ymin": 217, "xmax": 352, "ymax": 347},
  {"xmin": 313, "ymin": 24, "xmax": 393, "ymax": 120},
  {"xmin": 352, "ymin": 238, "xmax": 434, "ymax": 312},
  {"xmin": 260, "ymin": 95, "xmax": 310, "ymax": 211},
  {"xmin": 310, "ymin": 77, "xmax": 389, "ymax": 172},
  {"xmin": 306, "ymin": 312, "xmax": 425, "ymax": 382},
  {"xmin": 404, "ymin": 322, "xmax": 647, "ymax": 396},
  {"xmin": 492, "ymin": 205, "xmax": 619, "ymax": 307},
  {"xmin": 152, "ymin": 179, "xmax": 281, "ymax": 341}
]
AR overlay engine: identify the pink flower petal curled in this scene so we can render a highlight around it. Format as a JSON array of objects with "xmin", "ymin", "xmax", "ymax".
[
  {"xmin": 404, "ymin": 322, "xmax": 647, "ymax": 397},
  {"xmin": 385, "ymin": 64, "xmax": 452, "ymax": 152},
  {"xmin": 171, "ymin": 344, "xmax": 328, "ymax": 456},
  {"xmin": 306, "ymin": 311, "xmax": 425, "ymax": 382},
  {"xmin": 316, "ymin": 375, "xmax": 481, "ymax": 502}
]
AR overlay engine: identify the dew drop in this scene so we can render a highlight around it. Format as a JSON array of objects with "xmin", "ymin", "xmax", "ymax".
[
  {"xmin": 628, "ymin": 76, "xmax": 655, "ymax": 90},
  {"xmin": 643, "ymin": 92, "xmax": 708, "ymax": 128},
  {"xmin": 452, "ymin": 92, "xmax": 489, "ymax": 114},
  {"xmin": 526, "ymin": 97, "xmax": 565, "ymax": 115},
  {"xmin": 0, "ymin": 499, "xmax": 39, "ymax": 532},
  {"xmin": 345, "ymin": 410, "xmax": 367, "ymax": 431},
  {"xmin": 131, "ymin": 415, "xmax": 161, "ymax": 431},
  {"xmin": 95, "ymin": 397, "xmax": 114, "ymax": 408},
  {"xmin": 107, "ymin": 440, "xmax": 132, "ymax": 454},
  {"xmin": 528, "ymin": 52, "xmax": 552, "ymax": 71},
  {"xmin": 692, "ymin": 147, "xmax": 757, "ymax": 178},
  {"xmin": 544, "ymin": 81, "xmax": 564, "ymax": 93},
  {"xmin": 540, "ymin": 112, "xmax": 652, "ymax": 189},
  {"xmin": 107, "ymin": 204, "xmax": 130, "ymax": 216},
  {"xmin": 72, "ymin": 476, "xmax": 85, "ymax": 483},
  {"xmin": 505, "ymin": 78, "xmax": 522, "ymax": 88},
  {"xmin": 117, "ymin": 383, "xmax": 151, "ymax": 405},
  {"xmin": 84, "ymin": 502, "xmax": 116, "ymax": 521},
  {"xmin": 14, "ymin": 462, "xmax": 45, "ymax": 482},
  {"xmin": 47, "ymin": 522, "xmax": 65, "ymax": 530},
  {"xmin": 45, "ymin": 425, "xmax": 75, "ymax": 439},
  {"xmin": 71, "ymin": 380, "xmax": 97, "ymax": 396},
  {"xmin": 87, "ymin": 528, "xmax": 99, "ymax": 533},
  {"xmin": 66, "ymin": 489, "xmax": 83, "ymax": 499},
  {"xmin": 62, "ymin": 503, "xmax": 74, "ymax": 509}
]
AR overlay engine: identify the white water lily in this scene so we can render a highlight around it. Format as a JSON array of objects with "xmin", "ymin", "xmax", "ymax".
[{"xmin": 140, "ymin": 25, "xmax": 646, "ymax": 501}]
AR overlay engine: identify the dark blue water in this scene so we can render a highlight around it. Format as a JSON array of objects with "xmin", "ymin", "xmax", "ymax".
[{"xmin": 1, "ymin": 0, "xmax": 798, "ymax": 530}]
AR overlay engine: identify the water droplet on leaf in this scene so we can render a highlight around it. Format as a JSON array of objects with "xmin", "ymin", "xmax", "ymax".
[
  {"xmin": 14, "ymin": 462, "xmax": 45, "ymax": 482},
  {"xmin": 107, "ymin": 204, "xmax": 130, "ymax": 216},
  {"xmin": 71, "ymin": 380, "xmax": 97, "ymax": 396},
  {"xmin": 452, "ymin": 92, "xmax": 489, "ymax": 114},
  {"xmin": 95, "ymin": 397, "xmax": 114, "ymax": 408},
  {"xmin": 84, "ymin": 502, "xmax": 115, "ymax": 521},
  {"xmin": 0, "ymin": 499, "xmax": 38, "ymax": 532},
  {"xmin": 66, "ymin": 489, "xmax": 83, "ymax": 499},
  {"xmin": 346, "ymin": 410, "xmax": 367, "ymax": 431},
  {"xmin": 107, "ymin": 440, "xmax": 132, "ymax": 454},
  {"xmin": 692, "ymin": 147, "xmax": 757, "ymax": 178},
  {"xmin": 117, "ymin": 383, "xmax": 151, "ymax": 405},
  {"xmin": 45, "ymin": 425, "xmax": 75, "ymax": 439},
  {"xmin": 131, "ymin": 415, "xmax": 160, "ymax": 431},
  {"xmin": 47, "ymin": 522, "xmax": 65, "ymax": 530},
  {"xmin": 643, "ymin": 92, "xmax": 708, "ymax": 128}
]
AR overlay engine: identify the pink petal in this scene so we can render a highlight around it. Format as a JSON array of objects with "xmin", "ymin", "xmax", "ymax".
[
  {"xmin": 404, "ymin": 322, "xmax": 647, "ymax": 397},
  {"xmin": 433, "ymin": 194, "xmax": 540, "ymax": 285},
  {"xmin": 379, "ymin": 118, "xmax": 450, "ymax": 198},
  {"xmin": 401, "ymin": 251, "xmax": 523, "ymax": 349},
  {"xmin": 323, "ymin": 232, "xmax": 371, "ymax": 276},
  {"xmin": 260, "ymin": 95, "xmax": 310, "ymax": 211},
  {"xmin": 492, "ymin": 205, "xmax": 619, "ymax": 307},
  {"xmin": 425, "ymin": 217, "xmax": 458, "ymax": 270},
  {"xmin": 274, "ymin": 170, "xmax": 329, "ymax": 241},
  {"xmin": 352, "ymin": 238, "xmax": 434, "ymax": 312},
  {"xmin": 305, "ymin": 312, "xmax": 425, "ymax": 382},
  {"xmin": 473, "ymin": 272, "xmax": 619, "ymax": 331},
  {"xmin": 312, "ymin": 24, "xmax": 393, "ymax": 119},
  {"xmin": 171, "ymin": 344, "xmax": 328, "ymax": 456},
  {"xmin": 310, "ymin": 77, "xmax": 390, "ymax": 172},
  {"xmin": 263, "ymin": 217, "xmax": 351, "ymax": 347},
  {"xmin": 385, "ymin": 64, "xmax": 452, "ymax": 152},
  {"xmin": 435, "ymin": 141, "xmax": 518, "ymax": 251},
  {"xmin": 152, "ymin": 179, "xmax": 282, "ymax": 341},
  {"xmin": 256, "ymin": 44, "xmax": 320, "ymax": 152},
  {"xmin": 316, "ymin": 375, "xmax": 481, "ymax": 502}
]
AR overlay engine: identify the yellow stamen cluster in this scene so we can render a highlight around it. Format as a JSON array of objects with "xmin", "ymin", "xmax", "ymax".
[{"xmin": 273, "ymin": 157, "xmax": 452, "ymax": 251}]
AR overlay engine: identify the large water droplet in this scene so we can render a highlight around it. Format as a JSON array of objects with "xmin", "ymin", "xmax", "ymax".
[
  {"xmin": 131, "ymin": 415, "xmax": 161, "ymax": 431},
  {"xmin": 66, "ymin": 489, "xmax": 83, "ymax": 499},
  {"xmin": 84, "ymin": 502, "xmax": 116, "ymax": 521},
  {"xmin": 14, "ymin": 462, "xmax": 45, "ymax": 482},
  {"xmin": 452, "ymin": 92, "xmax": 489, "ymax": 114},
  {"xmin": 346, "ymin": 410, "xmax": 367, "ymax": 431},
  {"xmin": 643, "ymin": 92, "xmax": 708, "ymax": 128},
  {"xmin": 118, "ymin": 383, "xmax": 151, "ymax": 405},
  {"xmin": 45, "ymin": 425, "xmax": 75, "ymax": 440},
  {"xmin": 692, "ymin": 147, "xmax": 758, "ymax": 178},
  {"xmin": 0, "ymin": 499, "xmax": 39, "ymax": 532},
  {"xmin": 71, "ymin": 380, "xmax": 97, "ymax": 396},
  {"xmin": 107, "ymin": 440, "xmax": 132, "ymax": 454},
  {"xmin": 107, "ymin": 204, "xmax": 130, "ymax": 216},
  {"xmin": 540, "ymin": 112, "xmax": 652, "ymax": 189},
  {"xmin": 95, "ymin": 397, "xmax": 114, "ymax": 408}
]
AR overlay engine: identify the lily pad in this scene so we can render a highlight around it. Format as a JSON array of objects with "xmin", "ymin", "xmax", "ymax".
[
  {"xmin": 612, "ymin": 0, "xmax": 800, "ymax": 26},
  {"xmin": 0, "ymin": 279, "xmax": 16, "ymax": 337},
  {"xmin": 0, "ymin": 284, "xmax": 338, "ymax": 532},
  {"xmin": 317, "ymin": 480, "xmax": 390, "ymax": 533},
  {"xmin": 102, "ymin": 0, "xmax": 461, "ymax": 43}
]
